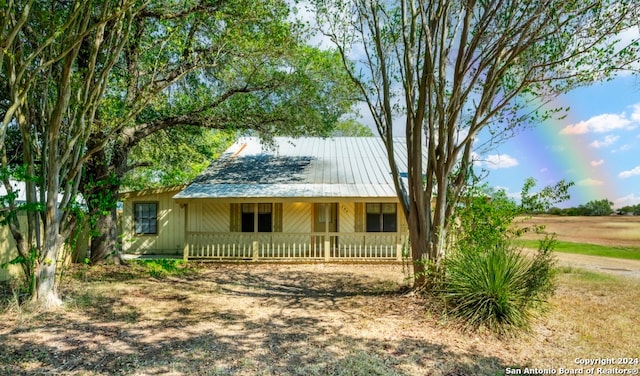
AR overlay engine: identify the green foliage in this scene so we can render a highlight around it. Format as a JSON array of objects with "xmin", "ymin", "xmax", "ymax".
[
  {"xmin": 0, "ymin": 248, "xmax": 37, "ymax": 295},
  {"xmin": 545, "ymin": 198, "xmax": 618, "ymax": 216},
  {"xmin": 520, "ymin": 178, "xmax": 574, "ymax": 214},
  {"xmin": 444, "ymin": 179, "xmax": 564, "ymax": 334},
  {"xmin": 617, "ymin": 204, "xmax": 640, "ymax": 216},
  {"xmin": 331, "ymin": 119, "xmax": 374, "ymax": 137},
  {"xmin": 133, "ymin": 259, "xmax": 190, "ymax": 278},
  {"xmin": 579, "ymin": 199, "xmax": 614, "ymax": 216},
  {"xmin": 123, "ymin": 128, "xmax": 235, "ymax": 190},
  {"xmin": 444, "ymin": 240, "xmax": 557, "ymax": 334}
]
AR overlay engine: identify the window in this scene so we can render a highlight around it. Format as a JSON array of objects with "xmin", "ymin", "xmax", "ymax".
[
  {"xmin": 241, "ymin": 203, "xmax": 272, "ymax": 232},
  {"xmin": 134, "ymin": 203, "xmax": 158, "ymax": 235},
  {"xmin": 366, "ymin": 203, "xmax": 397, "ymax": 232}
]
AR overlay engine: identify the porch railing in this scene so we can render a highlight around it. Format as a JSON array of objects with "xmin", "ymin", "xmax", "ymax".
[{"xmin": 183, "ymin": 232, "xmax": 409, "ymax": 261}]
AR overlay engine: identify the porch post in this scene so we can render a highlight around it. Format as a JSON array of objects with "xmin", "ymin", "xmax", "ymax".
[
  {"xmin": 182, "ymin": 204, "xmax": 189, "ymax": 261},
  {"xmin": 253, "ymin": 203, "xmax": 259, "ymax": 260},
  {"xmin": 324, "ymin": 203, "xmax": 330, "ymax": 261},
  {"xmin": 396, "ymin": 231, "xmax": 402, "ymax": 261},
  {"xmin": 253, "ymin": 236, "xmax": 259, "ymax": 261}
]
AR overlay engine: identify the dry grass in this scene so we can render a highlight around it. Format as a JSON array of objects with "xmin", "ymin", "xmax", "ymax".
[
  {"xmin": 519, "ymin": 215, "xmax": 640, "ymax": 247},
  {"xmin": 1, "ymin": 216, "xmax": 638, "ymax": 375},
  {"xmin": 1, "ymin": 261, "xmax": 639, "ymax": 376}
]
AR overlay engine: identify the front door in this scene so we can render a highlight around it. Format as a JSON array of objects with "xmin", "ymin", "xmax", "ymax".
[{"xmin": 313, "ymin": 203, "xmax": 338, "ymax": 254}]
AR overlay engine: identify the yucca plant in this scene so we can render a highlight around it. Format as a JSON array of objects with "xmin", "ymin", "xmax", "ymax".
[
  {"xmin": 444, "ymin": 180, "xmax": 561, "ymax": 335},
  {"xmin": 444, "ymin": 240, "xmax": 556, "ymax": 334}
]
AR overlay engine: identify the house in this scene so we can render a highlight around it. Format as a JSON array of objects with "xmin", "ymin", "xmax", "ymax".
[
  {"xmin": 0, "ymin": 181, "xmax": 89, "ymax": 281},
  {"xmin": 120, "ymin": 137, "xmax": 415, "ymax": 261}
]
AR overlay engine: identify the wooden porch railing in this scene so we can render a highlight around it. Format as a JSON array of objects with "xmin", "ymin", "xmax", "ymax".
[{"xmin": 183, "ymin": 232, "xmax": 409, "ymax": 261}]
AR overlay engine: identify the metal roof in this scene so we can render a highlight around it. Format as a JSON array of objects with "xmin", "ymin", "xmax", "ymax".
[{"xmin": 174, "ymin": 137, "xmax": 412, "ymax": 200}]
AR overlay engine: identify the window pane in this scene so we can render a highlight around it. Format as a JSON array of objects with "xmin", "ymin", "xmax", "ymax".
[
  {"xmin": 382, "ymin": 213, "xmax": 397, "ymax": 232},
  {"xmin": 258, "ymin": 203, "xmax": 272, "ymax": 214},
  {"xmin": 366, "ymin": 203, "xmax": 381, "ymax": 214},
  {"xmin": 242, "ymin": 203, "xmax": 254, "ymax": 213},
  {"xmin": 366, "ymin": 213, "xmax": 381, "ymax": 232},
  {"xmin": 241, "ymin": 212, "xmax": 254, "ymax": 232},
  {"xmin": 382, "ymin": 203, "xmax": 396, "ymax": 214},
  {"xmin": 258, "ymin": 212, "xmax": 272, "ymax": 232},
  {"xmin": 134, "ymin": 203, "xmax": 157, "ymax": 235}
]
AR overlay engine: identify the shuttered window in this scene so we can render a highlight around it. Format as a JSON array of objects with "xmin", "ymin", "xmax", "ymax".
[
  {"xmin": 235, "ymin": 203, "xmax": 279, "ymax": 233},
  {"xmin": 366, "ymin": 203, "xmax": 397, "ymax": 232}
]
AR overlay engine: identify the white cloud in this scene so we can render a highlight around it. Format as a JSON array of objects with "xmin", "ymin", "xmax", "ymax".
[
  {"xmin": 614, "ymin": 144, "xmax": 633, "ymax": 152},
  {"xmin": 539, "ymin": 167, "xmax": 548, "ymax": 173},
  {"xmin": 590, "ymin": 159, "xmax": 604, "ymax": 167},
  {"xmin": 576, "ymin": 178, "xmax": 604, "ymax": 186},
  {"xmin": 590, "ymin": 135, "xmax": 619, "ymax": 148},
  {"xmin": 482, "ymin": 154, "xmax": 519, "ymax": 169},
  {"xmin": 631, "ymin": 103, "xmax": 640, "ymax": 122},
  {"xmin": 560, "ymin": 113, "xmax": 633, "ymax": 135},
  {"xmin": 615, "ymin": 193, "xmax": 640, "ymax": 207},
  {"xmin": 618, "ymin": 166, "xmax": 640, "ymax": 179}
]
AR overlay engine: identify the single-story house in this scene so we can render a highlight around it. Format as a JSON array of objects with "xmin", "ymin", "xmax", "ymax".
[
  {"xmin": 0, "ymin": 181, "xmax": 89, "ymax": 281},
  {"xmin": 120, "ymin": 137, "xmax": 416, "ymax": 261}
]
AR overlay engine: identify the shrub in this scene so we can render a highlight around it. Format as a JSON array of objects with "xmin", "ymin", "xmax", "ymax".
[
  {"xmin": 133, "ymin": 259, "xmax": 189, "ymax": 278},
  {"xmin": 443, "ymin": 238, "xmax": 556, "ymax": 334}
]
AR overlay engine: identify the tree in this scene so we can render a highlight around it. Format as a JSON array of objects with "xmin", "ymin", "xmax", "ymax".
[
  {"xmin": 81, "ymin": 2, "xmax": 357, "ymax": 263},
  {"xmin": 331, "ymin": 119, "xmax": 374, "ymax": 136},
  {"xmin": 520, "ymin": 178, "xmax": 573, "ymax": 214},
  {"xmin": 1, "ymin": 0, "xmax": 138, "ymax": 306},
  {"xmin": 0, "ymin": 0, "xmax": 356, "ymax": 305},
  {"xmin": 580, "ymin": 199, "xmax": 614, "ymax": 216},
  {"xmin": 312, "ymin": 0, "xmax": 640, "ymax": 286}
]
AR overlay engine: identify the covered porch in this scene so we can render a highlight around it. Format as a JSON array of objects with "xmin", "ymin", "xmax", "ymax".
[{"xmin": 184, "ymin": 231, "xmax": 409, "ymax": 261}]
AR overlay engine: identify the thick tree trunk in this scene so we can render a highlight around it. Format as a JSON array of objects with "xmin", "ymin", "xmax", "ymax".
[
  {"xmin": 89, "ymin": 208, "xmax": 123, "ymax": 264},
  {"xmin": 33, "ymin": 204, "xmax": 64, "ymax": 308},
  {"xmin": 83, "ymin": 145, "xmax": 128, "ymax": 265}
]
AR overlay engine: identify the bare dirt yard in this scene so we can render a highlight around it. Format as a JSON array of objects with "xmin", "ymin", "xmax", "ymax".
[{"xmin": 1, "ymin": 216, "xmax": 639, "ymax": 375}]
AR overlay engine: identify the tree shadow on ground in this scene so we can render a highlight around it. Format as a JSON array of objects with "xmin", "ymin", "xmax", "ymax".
[{"xmin": 0, "ymin": 264, "xmax": 516, "ymax": 375}]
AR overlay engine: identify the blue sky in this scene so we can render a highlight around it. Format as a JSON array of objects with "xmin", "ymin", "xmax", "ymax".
[
  {"xmin": 292, "ymin": 2, "xmax": 640, "ymax": 208},
  {"xmin": 476, "ymin": 76, "xmax": 640, "ymax": 208}
]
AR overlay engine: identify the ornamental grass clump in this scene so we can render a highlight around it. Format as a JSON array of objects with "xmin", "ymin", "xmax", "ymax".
[{"xmin": 443, "ymin": 238, "xmax": 557, "ymax": 335}]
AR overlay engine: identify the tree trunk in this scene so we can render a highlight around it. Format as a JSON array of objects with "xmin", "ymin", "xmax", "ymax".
[
  {"xmin": 83, "ymin": 145, "xmax": 127, "ymax": 265},
  {"xmin": 89, "ymin": 208, "xmax": 123, "ymax": 264},
  {"xmin": 33, "ymin": 205, "xmax": 64, "ymax": 308}
]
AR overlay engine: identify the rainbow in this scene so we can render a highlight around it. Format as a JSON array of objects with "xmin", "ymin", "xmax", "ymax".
[{"xmin": 517, "ymin": 97, "xmax": 621, "ymax": 207}]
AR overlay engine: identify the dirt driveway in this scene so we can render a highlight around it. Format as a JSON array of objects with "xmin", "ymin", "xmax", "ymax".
[{"xmin": 544, "ymin": 251, "xmax": 640, "ymax": 277}]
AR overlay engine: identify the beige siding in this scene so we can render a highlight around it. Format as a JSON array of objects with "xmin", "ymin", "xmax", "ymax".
[
  {"xmin": 282, "ymin": 202, "xmax": 311, "ymax": 233},
  {"xmin": 187, "ymin": 203, "xmax": 228, "ymax": 232},
  {"xmin": 1, "ymin": 215, "xmax": 90, "ymax": 281},
  {"xmin": 338, "ymin": 202, "xmax": 355, "ymax": 233},
  {"xmin": 121, "ymin": 189, "xmax": 185, "ymax": 255},
  {"xmin": 0, "ymin": 218, "xmax": 24, "ymax": 281}
]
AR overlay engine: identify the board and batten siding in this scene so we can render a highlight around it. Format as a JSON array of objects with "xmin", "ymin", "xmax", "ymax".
[{"xmin": 120, "ymin": 187, "xmax": 185, "ymax": 255}]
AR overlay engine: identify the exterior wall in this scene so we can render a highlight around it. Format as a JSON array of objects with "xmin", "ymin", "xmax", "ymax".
[
  {"xmin": 282, "ymin": 202, "xmax": 311, "ymax": 233},
  {"xmin": 338, "ymin": 202, "xmax": 355, "ymax": 233},
  {"xmin": 0, "ymin": 216, "xmax": 25, "ymax": 281},
  {"xmin": 1, "ymin": 215, "xmax": 90, "ymax": 281},
  {"xmin": 186, "ymin": 203, "xmax": 229, "ymax": 232},
  {"xmin": 121, "ymin": 188, "xmax": 185, "ymax": 255}
]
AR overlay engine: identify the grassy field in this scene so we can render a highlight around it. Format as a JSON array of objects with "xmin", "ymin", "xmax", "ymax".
[
  {"xmin": 518, "ymin": 215, "xmax": 640, "ymax": 248},
  {"xmin": 515, "ymin": 239, "xmax": 640, "ymax": 260},
  {"xmin": 1, "ymin": 260, "xmax": 639, "ymax": 376}
]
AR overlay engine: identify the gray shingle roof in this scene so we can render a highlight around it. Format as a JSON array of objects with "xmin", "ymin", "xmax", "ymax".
[{"xmin": 174, "ymin": 137, "xmax": 411, "ymax": 200}]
